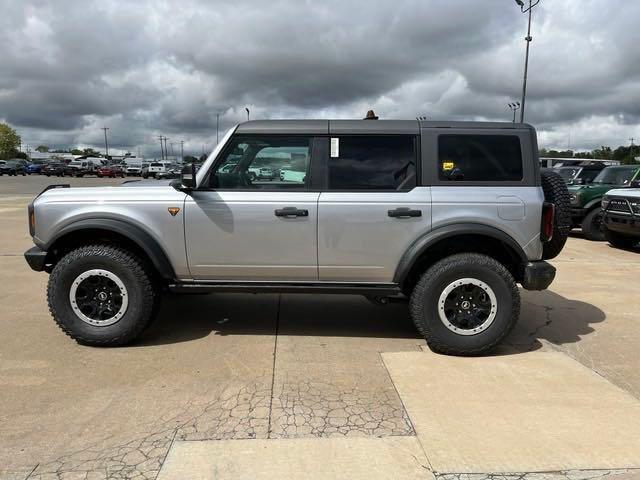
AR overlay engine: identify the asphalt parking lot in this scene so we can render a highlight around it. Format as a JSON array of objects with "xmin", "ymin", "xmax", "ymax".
[{"xmin": 2, "ymin": 175, "xmax": 640, "ymax": 480}]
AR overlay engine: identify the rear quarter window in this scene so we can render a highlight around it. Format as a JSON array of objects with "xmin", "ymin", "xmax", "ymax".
[{"xmin": 438, "ymin": 134, "xmax": 523, "ymax": 182}]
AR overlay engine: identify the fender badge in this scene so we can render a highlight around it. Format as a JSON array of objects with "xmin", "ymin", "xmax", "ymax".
[{"xmin": 168, "ymin": 207, "xmax": 180, "ymax": 217}]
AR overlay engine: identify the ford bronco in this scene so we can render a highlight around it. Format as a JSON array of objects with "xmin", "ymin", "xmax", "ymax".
[{"xmin": 24, "ymin": 119, "xmax": 570, "ymax": 355}]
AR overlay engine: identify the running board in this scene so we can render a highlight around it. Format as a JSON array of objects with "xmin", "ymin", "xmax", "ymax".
[{"xmin": 168, "ymin": 281, "xmax": 402, "ymax": 296}]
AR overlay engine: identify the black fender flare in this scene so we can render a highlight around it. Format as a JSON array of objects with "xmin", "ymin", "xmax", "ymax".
[
  {"xmin": 44, "ymin": 218, "xmax": 176, "ymax": 279},
  {"xmin": 393, "ymin": 223, "xmax": 529, "ymax": 286}
]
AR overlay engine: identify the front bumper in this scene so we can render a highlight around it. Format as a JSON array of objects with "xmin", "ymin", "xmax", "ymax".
[
  {"xmin": 24, "ymin": 246, "xmax": 48, "ymax": 272},
  {"xmin": 521, "ymin": 261, "xmax": 556, "ymax": 291},
  {"xmin": 603, "ymin": 211, "xmax": 640, "ymax": 237}
]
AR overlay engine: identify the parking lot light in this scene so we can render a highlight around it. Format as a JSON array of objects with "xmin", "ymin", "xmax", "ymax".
[{"xmin": 515, "ymin": 0, "xmax": 540, "ymax": 123}]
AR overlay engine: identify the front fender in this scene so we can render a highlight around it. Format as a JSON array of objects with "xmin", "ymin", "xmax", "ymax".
[{"xmin": 45, "ymin": 218, "xmax": 176, "ymax": 280}]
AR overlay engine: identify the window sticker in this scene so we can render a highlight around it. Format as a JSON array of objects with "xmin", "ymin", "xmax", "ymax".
[
  {"xmin": 331, "ymin": 138, "xmax": 340, "ymax": 158},
  {"xmin": 442, "ymin": 161, "xmax": 455, "ymax": 171}
]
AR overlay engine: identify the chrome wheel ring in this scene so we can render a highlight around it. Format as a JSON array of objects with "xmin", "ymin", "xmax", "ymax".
[
  {"xmin": 69, "ymin": 269, "xmax": 128, "ymax": 326},
  {"xmin": 438, "ymin": 278, "xmax": 497, "ymax": 336}
]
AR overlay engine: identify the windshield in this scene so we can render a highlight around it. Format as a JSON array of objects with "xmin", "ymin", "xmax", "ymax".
[
  {"xmin": 5, "ymin": 161, "xmax": 18, "ymax": 166},
  {"xmin": 557, "ymin": 167, "xmax": 580, "ymax": 181},
  {"xmin": 592, "ymin": 166, "xmax": 637, "ymax": 185}
]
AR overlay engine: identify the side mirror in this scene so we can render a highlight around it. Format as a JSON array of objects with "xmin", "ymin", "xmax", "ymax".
[
  {"xmin": 629, "ymin": 180, "xmax": 640, "ymax": 188},
  {"xmin": 574, "ymin": 178, "xmax": 586, "ymax": 185},
  {"xmin": 174, "ymin": 163, "xmax": 196, "ymax": 190}
]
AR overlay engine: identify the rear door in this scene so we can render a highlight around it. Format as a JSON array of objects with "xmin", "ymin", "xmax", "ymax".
[
  {"xmin": 184, "ymin": 135, "xmax": 320, "ymax": 280},
  {"xmin": 318, "ymin": 134, "xmax": 431, "ymax": 282}
]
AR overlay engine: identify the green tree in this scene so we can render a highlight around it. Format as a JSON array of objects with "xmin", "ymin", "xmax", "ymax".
[
  {"xmin": 35, "ymin": 145, "xmax": 49, "ymax": 152},
  {"xmin": 0, "ymin": 122, "xmax": 21, "ymax": 160}
]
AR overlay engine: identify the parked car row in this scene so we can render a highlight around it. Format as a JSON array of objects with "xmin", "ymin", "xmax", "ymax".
[{"xmin": 0, "ymin": 159, "xmax": 28, "ymax": 176}]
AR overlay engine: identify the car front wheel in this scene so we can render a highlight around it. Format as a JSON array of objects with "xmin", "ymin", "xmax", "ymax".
[
  {"xmin": 582, "ymin": 207, "xmax": 605, "ymax": 241},
  {"xmin": 409, "ymin": 253, "xmax": 519, "ymax": 356},
  {"xmin": 47, "ymin": 245, "xmax": 159, "ymax": 346}
]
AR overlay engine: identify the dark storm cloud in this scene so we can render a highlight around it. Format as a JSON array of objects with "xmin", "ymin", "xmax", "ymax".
[{"xmin": 0, "ymin": 0, "xmax": 638, "ymax": 154}]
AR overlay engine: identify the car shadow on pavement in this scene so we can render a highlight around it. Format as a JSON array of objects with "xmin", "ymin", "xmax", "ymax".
[
  {"xmin": 135, "ymin": 290, "xmax": 604, "ymax": 353},
  {"xmin": 497, "ymin": 289, "xmax": 606, "ymax": 355},
  {"xmin": 136, "ymin": 293, "xmax": 421, "ymax": 347}
]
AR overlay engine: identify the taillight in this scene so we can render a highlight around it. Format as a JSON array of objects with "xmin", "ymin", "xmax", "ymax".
[{"xmin": 540, "ymin": 202, "xmax": 554, "ymax": 242}]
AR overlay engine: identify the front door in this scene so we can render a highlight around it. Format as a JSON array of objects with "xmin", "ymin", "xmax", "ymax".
[{"xmin": 184, "ymin": 135, "xmax": 319, "ymax": 281}]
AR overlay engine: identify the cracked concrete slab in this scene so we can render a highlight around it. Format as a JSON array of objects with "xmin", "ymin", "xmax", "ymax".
[
  {"xmin": 269, "ymin": 294, "xmax": 424, "ymax": 438},
  {"xmin": 383, "ymin": 349, "xmax": 640, "ymax": 473},
  {"xmin": 435, "ymin": 470, "xmax": 640, "ymax": 480},
  {"xmin": 157, "ymin": 437, "xmax": 434, "ymax": 479}
]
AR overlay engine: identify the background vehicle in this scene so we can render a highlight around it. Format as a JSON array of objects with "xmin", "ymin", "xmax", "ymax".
[
  {"xmin": 42, "ymin": 162, "xmax": 66, "ymax": 177},
  {"xmin": 568, "ymin": 165, "xmax": 640, "ymax": 240},
  {"xmin": 602, "ymin": 189, "xmax": 640, "ymax": 249},
  {"xmin": 25, "ymin": 119, "xmax": 569, "ymax": 356},
  {"xmin": 147, "ymin": 162, "xmax": 173, "ymax": 178},
  {"xmin": 64, "ymin": 160, "xmax": 99, "ymax": 177},
  {"xmin": 26, "ymin": 160, "xmax": 46, "ymax": 174},
  {"xmin": 551, "ymin": 163, "xmax": 605, "ymax": 185},
  {"xmin": 0, "ymin": 160, "xmax": 27, "ymax": 176},
  {"xmin": 156, "ymin": 164, "xmax": 182, "ymax": 179},
  {"xmin": 97, "ymin": 165, "xmax": 126, "ymax": 178}
]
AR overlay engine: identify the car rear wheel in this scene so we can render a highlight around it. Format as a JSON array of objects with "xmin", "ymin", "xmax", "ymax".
[
  {"xmin": 47, "ymin": 245, "xmax": 159, "ymax": 346},
  {"xmin": 582, "ymin": 207, "xmax": 605, "ymax": 241},
  {"xmin": 409, "ymin": 253, "xmax": 519, "ymax": 356}
]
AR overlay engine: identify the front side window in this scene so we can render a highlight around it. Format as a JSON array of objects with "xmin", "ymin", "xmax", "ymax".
[
  {"xmin": 210, "ymin": 136, "xmax": 311, "ymax": 189},
  {"xmin": 438, "ymin": 135, "xmax": 523, "ymax": 182},
  {"xmin": 328, "ymin": 136, "xmax": 416, "ymax": 190},
  {"xmin": 592, "ymin": 166, "xmax": 637, "ymax": 185}
]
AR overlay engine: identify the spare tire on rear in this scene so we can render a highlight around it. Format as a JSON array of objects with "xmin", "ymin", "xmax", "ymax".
[{"xmin": 540, "ymin": 170, "xmax": 571, "ymax": 259}]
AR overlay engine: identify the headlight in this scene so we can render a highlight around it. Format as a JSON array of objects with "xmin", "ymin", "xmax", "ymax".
[
  {"xmin": 570, "ymin": 193, "xmax": 579, "ymax": 205},
  {"xmin": 630, "ymin": 200, "xmax": 640, "ymax": 215},
  {"xmin": 601, "ymin": 197, "xmax": 610, "ymax": 209}
]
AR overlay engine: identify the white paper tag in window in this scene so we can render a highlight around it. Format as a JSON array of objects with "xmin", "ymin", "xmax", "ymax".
[{"xmin": 330, "ymin": 138, "xmax": 339, "ymax": 158}]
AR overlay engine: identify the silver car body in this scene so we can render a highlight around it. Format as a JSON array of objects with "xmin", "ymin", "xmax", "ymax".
[{"xmin": 31, "ymin": 121, "xmax": 545, "ymax": 284}]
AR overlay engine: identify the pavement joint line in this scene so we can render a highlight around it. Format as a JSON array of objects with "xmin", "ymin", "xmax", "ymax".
[
  {"xmin": 23, "ymin": 463, "xmax": 38, "ymax": 480},
  {"xmin": 379, "ymin": 345, "xmax": 435, "ymax": 473},
  {"xmin": 266, "ymin": 293, "xmax": 281, "ymax": 439},
  {"xmin": 157, "ymin": 429, "xmax": 178, "ymax": 478}
]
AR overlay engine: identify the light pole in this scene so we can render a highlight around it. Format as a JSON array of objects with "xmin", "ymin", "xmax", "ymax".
[
  {"xmin": 514, "ymin": 0, "xmax": 540, "ymax": 123},
  {"xmin": 245, "ymin": 108, "xmax": 250, "ymax": 122},
  {"xmin": 101, "ymin": 127, "xmax": 110, "ymax": 158},
  {"xmin": 216, "ymin": 113, "xmax": 220, "ymax": 144},
  {"xmin": 508, "ymin": 102, "xmax": 521, "ymax": 123},
  {"xmin": 180, "ymin": 140, "xmax": 184, "ymax": 163}
]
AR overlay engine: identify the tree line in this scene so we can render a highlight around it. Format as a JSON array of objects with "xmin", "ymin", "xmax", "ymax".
[{"xmin": 539, "ymin": 145, "xmax": 638, "ymax": 164}]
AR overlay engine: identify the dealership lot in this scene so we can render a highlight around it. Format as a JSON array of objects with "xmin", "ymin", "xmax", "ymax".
[{"xmin": 2, "ymin": 176, "xmax": 640, "ymax": 479}]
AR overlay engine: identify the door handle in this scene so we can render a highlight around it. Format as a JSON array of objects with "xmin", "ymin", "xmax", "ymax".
[
  {"xmin": 388, "ymin": 207, "xmax": 422, "ymax": 218},
  {"xmin": 275, "ymin": 207, "xmax": 309, "ymax": 218}
]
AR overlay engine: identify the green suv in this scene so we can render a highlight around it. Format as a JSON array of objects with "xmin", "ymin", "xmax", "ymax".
[{"xmin": 569, "ymin": 165, "xmax": 640, "ymax": 240}]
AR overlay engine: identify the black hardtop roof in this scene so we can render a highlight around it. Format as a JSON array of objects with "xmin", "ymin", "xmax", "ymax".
[{"xmin": 235, "ymin": 119, "xmax": 535, "ymax": 135}]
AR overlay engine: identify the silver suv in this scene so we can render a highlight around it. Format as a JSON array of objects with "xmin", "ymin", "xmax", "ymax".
[{"xmin": 24, "ymin": 120, "xmax": 570, "ymax": 355}]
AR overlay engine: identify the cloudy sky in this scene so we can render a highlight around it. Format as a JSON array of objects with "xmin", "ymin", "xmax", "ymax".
[{"xmin": 1, "ymin": 0, "xmax": 639, "ymax": 157}]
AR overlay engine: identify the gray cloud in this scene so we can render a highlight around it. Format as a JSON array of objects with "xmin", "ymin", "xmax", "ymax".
[{"xmin": 0, "ymin": 0, "xmax": 638, "ymax": 156}]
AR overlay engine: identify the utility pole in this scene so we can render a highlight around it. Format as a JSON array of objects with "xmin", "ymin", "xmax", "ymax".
[
  {"xmin": 216, "ymin": 113, "xmax": 220, "ymax": 144},
  {"xmin": 630, "ymin": 138, "xmax": 636, "ymax": 164},
  {"xmin": 101, "ymin": 127, "xmax": 110, "ymax": 158},
  {"xmin": 180, "ymin": 140, "xmax": 184, "ymax": 163},
  {"xmin": 157, "ymin": 136, "xmax": 164, "ymax": 160},
  {"xmin": 163, "ymin": 137, "xmax": 169, "ymax": 159},
  {"xmin": 514, "ymin": 0, "xmax": 540, "ymax": 123},
  {"xmin": 170, "ymin": 142, "xmax": 177, "ymax": 156}
]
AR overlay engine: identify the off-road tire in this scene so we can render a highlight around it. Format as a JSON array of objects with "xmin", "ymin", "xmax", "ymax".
[
  {"xmin": 409, "ymin": 253, "xmax": 520, "ymax": 356},
  {"xmin": 582, "ymin": 207, "xmax": 605, "ymax": 241},
  {"xmin": 540, "ymin": 170, "xmax": 571, "ymax": 259},
  {"xmin": 605, "ymin": 229, "xmax": 637, "ymax": 249},
  {"xmin": 47, "ymin": 245, "xmax": 159, "ymax": 346}
]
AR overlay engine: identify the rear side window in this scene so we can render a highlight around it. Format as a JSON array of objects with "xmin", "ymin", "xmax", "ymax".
[
  {"xmin": 438, "ymin": 135, "xmax": 523, "ymax": 182},
  {"xmin": 328, "ymin": 136, "xmax": 416, "ymax": 190}
]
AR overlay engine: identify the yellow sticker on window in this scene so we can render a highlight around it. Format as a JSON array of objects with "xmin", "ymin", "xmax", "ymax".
[{"xmin": 442, "ymin": 161, "xmax": 455, "ymax": 171}]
